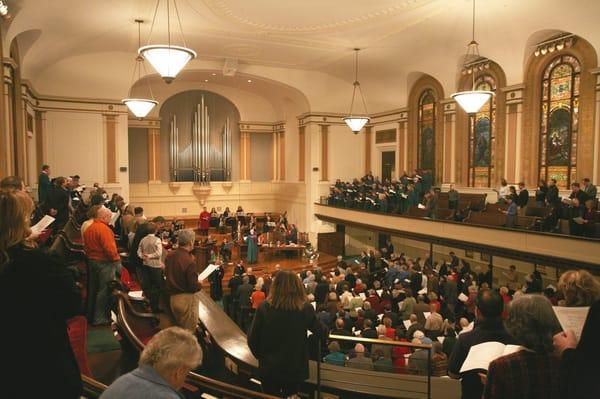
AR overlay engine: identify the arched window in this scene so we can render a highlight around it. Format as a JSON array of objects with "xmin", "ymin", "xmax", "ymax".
[
  {"xmin": 539, "ymin": 55, "xmax": 580, "ymax": 190},
  {"xmin": 417, "ymin": 89, "xmax": 435, "ymax": 172},
  {"xmin": 468, "ymin": 76, "xmax": 496, "ymax": 187}
]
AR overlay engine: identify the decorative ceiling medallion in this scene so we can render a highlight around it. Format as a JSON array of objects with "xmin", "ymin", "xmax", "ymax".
[{"xmin": 200, "ymin": 0, "xmax": 435, "ymax": 33}]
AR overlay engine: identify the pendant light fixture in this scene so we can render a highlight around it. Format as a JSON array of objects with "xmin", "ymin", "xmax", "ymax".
[
  {"xmin": 451, "ymin": 0, "xmax": 493, "ymax": 115},
  {"xmin": 122, "ymin": 20, "xmax": 158, "ymax": 119},
  {"xmin": 343, "ymin": 48, "xmax": 370, "ymax": 134},
  {"xmin": 139, "ymin": 0, "xmax": 196, "ymax": 83}
]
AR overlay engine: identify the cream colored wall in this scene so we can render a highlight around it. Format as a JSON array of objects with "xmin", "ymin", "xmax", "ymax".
[{"xmin": 328, "ymin": 123, "xmax": 365, "ymax": 182}]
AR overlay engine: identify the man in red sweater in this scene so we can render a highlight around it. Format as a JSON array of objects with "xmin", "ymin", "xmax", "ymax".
[
  {"xmin": 198, "ymin": 207, "xmax": 210, "ymax": 236},
  {"xmin": 83, "ymin": 206, "xmax": 121, "ymax": 325}
]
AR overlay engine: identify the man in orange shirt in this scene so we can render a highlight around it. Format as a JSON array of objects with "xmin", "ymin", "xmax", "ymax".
[{"xmin": 83, "ymin": 206, "xmax": 121, "ymax": 325}]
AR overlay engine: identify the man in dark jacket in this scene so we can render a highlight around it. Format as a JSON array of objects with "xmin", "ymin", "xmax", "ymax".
[
  {"xmin": 516, "ymin": 182, "xmax": 529, "ymax": 208},
  {"xmin": 38, "ymin": 164, "xmax": 51, "ymax": 204},
  {"xmin": 546, "ymin": 178, "xmax": 560, "ymax": 206}
]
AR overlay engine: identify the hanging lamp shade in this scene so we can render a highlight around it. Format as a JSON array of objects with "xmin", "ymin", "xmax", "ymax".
[
  {"xmin": 343, "ymin": 49, "xmax": 370, "ymax": 134},
  {"xmin": 138, "ymin": 45, "xmax": 196, "ymax": 83},
  {"xmin": 122, "ymin": 98, "xmax": 158, "ymax": 118},
  {"xmin": 451, "ymin": 90, "xmax": 493, "ymax": 114},
  {"xmin": 451, "ymin": 0, "xmax": 494, "ymax": 115},
  {"xmin": 343, "ymin": 116, "xmax": 370, "ymax": 133}
]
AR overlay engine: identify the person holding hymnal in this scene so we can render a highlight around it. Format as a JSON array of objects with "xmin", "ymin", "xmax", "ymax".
[
  {"xmin": 448, "ymin": 289, "xmax": 516, "ymax": 399},
  {"xmin": 482, "ymin": 295, "xmax": 562, "ymax": 399}
]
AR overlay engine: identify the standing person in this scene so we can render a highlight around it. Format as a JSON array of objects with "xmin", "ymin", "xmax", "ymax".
[
  {"xmin": 582, "ymin": 178, "xmax": 597, "ymax": 202},
  {"xmin": 46, "ymin": 176, "xmax": 71, "ymax": 231},
  {"xmin": 246, "ymin": 228, "xmax": 258, "ymax": 264},
  {"xmin": 482, "ymin": 295, "xmax": 561, "ymax": 399},
  {"xmin": 502, "ymin": 195, "xmax": 518, "ymax": 228},
  {"xmin": 516, "ymin": 182, "xmax": 529, "ymax": 210},
  {"xmin": 164, "ymin": 229, "xmax": 201, "ymax": 331},
  {"xmin": 496, "ymin": 178, "xmax": 510, "ymax": 203},
  {"xmin": 38, "ymin": 164, "xmax": 51, "ymax": 204},
  {"xmin": 83, "ymin": 206, "xmax": 122, "ymax": 325},
  {"xmin": 198, "ymin": 207, "xmax": 210, "ymax": 236},
  {"xmin": 448, "ymin": 289, "xmax": 515, "ymax": 399},
  {"xmin": 0, "ymin": 190, "xmax": 82, "ymax": 398},
  {"xmin": 209, "ymin": 262, "xmax": 225, "ymax": 301},
  {"xmin": 248, "ymin": 270, "xmax": 325, "ymax": 397},
  {"xmin": 535, "ymin": 179, "xmax": 548, "ymax": 207},
  {"xmin": 546, "ymin": 178, "xmax": 560, "ymax": 206},
  {"xmin": 448, "ymin": 184, "xmax": 460, "ymax": 211},
  {"xmin": 137, "ymin": 222, "xmax": 164, "ymax": 313}
]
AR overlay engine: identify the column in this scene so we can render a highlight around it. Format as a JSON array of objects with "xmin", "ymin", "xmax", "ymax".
[
  {"xmin": 0, "ymin": 63, "xmax": 11, "ymax": 177},
  {"xmin": 442, "ymin": 100, "xmax": 457, "ymax": 183},
  {"xmin": 320, "ymin": 124, "xmax": 329, "ymax": 181},
  {"xmin": 503, "ymin": 86, "xmax": 525, "ymax": 183},
  {"xmin": 592, "ymin": 68, "xmax": 600, "ymax": 183},
  {"xmin": 279, "ymin": 131, "xmax": 285, "ymax": 180},
  {"xmin": 299, "ymin": 126, "xmax": 305, "ymax": 182},
  {"xmin": 364, "ymin": 126, "xmax": 372, "ymax": 174},
  {"xmin": 147, "ymin": 128, "xmax": 161, "ymax": 182},
  {"xmin": 398, "ymin": 115, "xmax": 408, "ymax": 174},
  {"xmin": 104, "ymin": 114, "xmax": 117, "ymax": 184},
  {"xmin": 272, "ymin": 131, "xmax": 279, "ymax": 181},
  {"xmin": 240, "ymin": 131, "xmax": 251, "ymax": 181},
  {"xmin": 35, "ymin": 111, "xmax": 46, "ymax": 171}
]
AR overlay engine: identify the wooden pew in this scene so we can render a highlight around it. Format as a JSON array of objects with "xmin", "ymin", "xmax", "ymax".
[{"xmin": 464, "ymin": 211, "xmax": 506, "ymax": 227}]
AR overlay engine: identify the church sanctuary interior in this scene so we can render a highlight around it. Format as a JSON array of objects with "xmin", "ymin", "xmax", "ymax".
[{"xmin": 2, "ymin": 0, "xmax": 600, "ymax": 398}]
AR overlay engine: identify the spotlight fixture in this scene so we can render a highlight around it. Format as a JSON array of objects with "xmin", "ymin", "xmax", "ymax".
[
  {"xmin": 0, "ymin": 0, "xmax": 8, "ymax": 17},
  {"xmin": 451, "ymin": 0, "xmax": 493, "ymax": 115},
  {"xmin": 533, "ymin": 34, "xmax": 575, "ymax": 57},
  {"xmin": 139, "ymin": 0, "xmax": 196, "ymax": 83},
  {"xmin": 342, "ymin": 48, "xmax": 370, "ymax": 134},
  {"xmin": 122, "ymin": 20, "xmax": 158, "ymax": 119}
]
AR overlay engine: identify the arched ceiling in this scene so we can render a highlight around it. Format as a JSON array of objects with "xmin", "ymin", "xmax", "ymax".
[{"xmin": 3, "ymin": 0, "xmax": 600, "ymax": 113}]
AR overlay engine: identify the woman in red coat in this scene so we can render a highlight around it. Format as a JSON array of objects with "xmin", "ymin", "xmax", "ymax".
[{"xmin": 198, "ymin": 206, "xmax": 210, "ymax": 236}]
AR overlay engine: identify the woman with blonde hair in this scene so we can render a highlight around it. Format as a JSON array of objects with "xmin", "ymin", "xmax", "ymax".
[
  {"xmin": 0, "ymin": 190, "xmax": 82, "ymax": 398},
  {"xmin": 248, "ymin": 269, "xmax": 325, "ymax": 397},
  {"xmin": 557, "ymin": 269, "xmax": 600, "ymax": 307}
]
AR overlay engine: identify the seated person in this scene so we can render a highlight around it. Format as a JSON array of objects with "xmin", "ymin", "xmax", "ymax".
[
  {"xmin": 346, "ymin": 343, "xmax": 374, "ymax": 371},
  {"xmin": 323, "ymin": 341, "xmax": 346, "ymax": 366},
  {"xmin": 101, "ymin": 327, "xmax": 202, "ymax": 398}
]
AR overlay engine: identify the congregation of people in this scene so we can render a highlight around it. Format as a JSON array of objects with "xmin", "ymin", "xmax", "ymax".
[{"xmin": 327, "ymin": 170, "xmax": 598, "ymax": 237}]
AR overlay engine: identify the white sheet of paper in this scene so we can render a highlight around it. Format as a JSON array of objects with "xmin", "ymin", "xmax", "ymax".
[
  {"xmin": 418, "ymin": 203, "xmax": 426, "ymax": 209},
  {"xmin": 359, "ymin": 293, "xmax": 366, "ymax": 300},
  {"xmin": 418, "ymin": 287, "xmax": 427, "ymax": 295},
  {"xmin": 198, "ymin": 264, "xmax": 218, "ymax": 282},
  {"xmin": 109, "ymin": 211, "xmax": 120, "ymax": 226},
  {"xmin": 376, "ymin": 289, "xmax": 383, "ymax": 297},
  {"xmin": 458, "ymin": 292, "xmax": 469, "ymax": 302},
  {"xmin": 311, "ymin": 301, "xmax": 316, "ymax": 310},
  {"xmin": 423, "ymin": 311, "xmax": 431, "ymax": 319},
  {"xmin": 128, "ymin": 290, "xmax": 144, "ymax": 299},
  {"xmin": 354, "ymin": 330, "xmax": 362, "ymax": 336},
  {"xmin": 377, "ymin": 314, "xmax": 384, "ymax": 321},
  {"xmin": 437, "ymin": 336, "xmax": 445, "ymax": 344},
  {"xmin": 553, "ymin": 306, "xmax": 590, "ymax": 340},
  {"xmin": 30, "ymin": 215, "xmax": 55, "ymax": 234},
  {"xmin": 459, "ymin": 341, "xmax": 523, "ymax": 373},
  {"xmin": 354, "ymin": 259, "xmax": 360, "ymax": 264},
  {"xmin": 403, "ymin": 319, "xmax": 412, "ymax": 330}
]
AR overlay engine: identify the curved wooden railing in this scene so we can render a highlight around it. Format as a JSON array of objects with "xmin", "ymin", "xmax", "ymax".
[
  {"xmin": 112, "ymin": 291, "xmax": 279, "ymax": 399},
  {"xmin": 81, "ymin": 374, "xmax": 107, "ymax": 398}
]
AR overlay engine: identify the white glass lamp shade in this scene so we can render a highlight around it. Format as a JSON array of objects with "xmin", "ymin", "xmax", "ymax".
[
  {"xmin": 122, "ymin": 98, "xmax": 158, "ymax": 118},
  {"xmin": 343, "ymin": 116, "xmax": 370, "ymax": 133},
  {"xmin": 452, "ymin": 90, "xmax": 494, "ymax": 114},
  {"xmin": 138, "ymin": 45, "xmax": 196, "ymax": 83}
]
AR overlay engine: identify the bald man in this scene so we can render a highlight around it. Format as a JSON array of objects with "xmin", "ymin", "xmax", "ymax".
[{"xmin": 83, "ymin": 206, "xmax": 121, "ymax": 325}]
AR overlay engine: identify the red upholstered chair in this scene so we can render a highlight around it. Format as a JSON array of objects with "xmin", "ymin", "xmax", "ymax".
[
  {"xmin": 120, "ymin": 267, "xmax": 141, "ymax": 291},
  {"xmin": 67, "ymin": 315, "xmax": 93, "ymax": 377}
]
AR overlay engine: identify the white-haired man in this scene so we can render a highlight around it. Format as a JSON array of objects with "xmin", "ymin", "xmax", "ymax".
[{"xmin": 101, "ymin": 327, "xmax": 202, "ymax": 398}]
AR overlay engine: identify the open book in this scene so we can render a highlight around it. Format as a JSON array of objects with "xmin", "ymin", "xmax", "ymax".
[
  {"xmin": 553, "ymin": 306, "xmax": 589, "ymax": 340},
  {"xmin": 30, "ymin": 215, "xmax": 55, "ymax": 234},
  {"xmin": 459, "ymin": 342, "xmax": 523, "ymax": 373}
]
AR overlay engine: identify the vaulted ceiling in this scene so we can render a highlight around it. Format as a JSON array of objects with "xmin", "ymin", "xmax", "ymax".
[{"xmin": 3, "ymin": 0, "xmax": 600, "ymax": 113}]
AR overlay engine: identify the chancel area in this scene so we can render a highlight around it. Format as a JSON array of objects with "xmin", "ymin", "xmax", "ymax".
[{"xmin": 1, "ymin": 1, "xmax": 600, "ymax": 398}]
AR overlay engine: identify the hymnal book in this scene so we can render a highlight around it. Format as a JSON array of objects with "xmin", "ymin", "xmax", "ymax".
[
  {"xmin": 30, "ymin": 215, "xmax": 55, "ymax": 234},
  {"xmin": 423, "ymin": 311, "xmax": 431, "ymax": 319},
  {"xmin": 459, "ymin": 342, "xmax": 523, "ymax": 373},
  {"xmin": 437, "ymin": 336, "xmax": 445, "ymax": 344},
  {"xmin": 458, "ymin": 293, "xmax": 469, "ymax": 303},
  {"xmin": 553, "ymin": 306, "xmax": 590, "ymax": 340},
  {"xmin": 109, "ymin": 211, "xmax": 120, "ymax": 226},
  {"xmin": 376, "ymin": 289, "xmax": 383, "ymax": 297},
  {"xmin": 403, "ymin": 319, "xmax": 412, "ymax": 330},
  {"xmin": 310, "ymin": 302, "xmax": 316, "ymax": 310},
  {"xmin": 358, "ymin": 293, "xmax": 367, "ymax": 300},
  {"xmin": 198, "ymin": 264, "xmax": 218, "ymax": 282},
  {"xmin": 572, "ymin": 217, "xmax": 585, "ymax": 225},
  {"xmin": 354, "ymin": 259, "xmax": 360, "ymax": 264},
  {"xmin": 418, "ymin": 288, "xmax": 427, "ymax": 295},
  {"xmin": 417, "ymin": 203, "xmax": 426, "ymax": 209}
]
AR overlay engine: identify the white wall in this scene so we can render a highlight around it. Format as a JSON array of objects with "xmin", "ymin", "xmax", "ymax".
[{"xmin": 328, "ymin": 124, "xmax": 365, "ymax": 182}]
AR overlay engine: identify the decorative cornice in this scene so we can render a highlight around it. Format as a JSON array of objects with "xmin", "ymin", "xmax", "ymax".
[{"xmin": 239, "ymin": 120, "xmax": 285, "ymax": 133}]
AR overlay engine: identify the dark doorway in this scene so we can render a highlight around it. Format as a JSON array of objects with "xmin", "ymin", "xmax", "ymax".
[{"xmin": 381, "ymin": 151, "xmax": 395, "ymax": 181}]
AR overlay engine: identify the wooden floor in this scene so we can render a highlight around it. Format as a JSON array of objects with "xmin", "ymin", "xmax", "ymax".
[{"xmin": 200, "ymin": 251, "xmax": 338, "ymax": 294}]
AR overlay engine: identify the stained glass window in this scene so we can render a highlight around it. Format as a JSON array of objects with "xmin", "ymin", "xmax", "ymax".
[
  {"xmin": 468, "ymin": 76, "xmax": 496, "ymax": 187},
  {"xmin": 418, "ymin": 89, "xmax": 436, "ymax": 173},
  {"xmin": 539, "ymin": 55, "xmax": 580, "ymax": 190}
]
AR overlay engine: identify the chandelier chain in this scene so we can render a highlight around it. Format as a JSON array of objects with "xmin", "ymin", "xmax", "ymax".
[
  {"xmin": 146, "ymin": 0, "xmax": 160, "ymax": 46},
  {"xmin": 173, "ymin": 0, "xmax": 187, "ymax": 48}
]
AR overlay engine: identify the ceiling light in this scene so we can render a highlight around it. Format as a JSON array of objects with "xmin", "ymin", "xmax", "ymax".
[
  {"xmin": 204, "ymin": 79, "xmax": 209, "ymax": 82},
  {"xmin": 0, "ymin": 1, "xmax": 8, "ymax": 16},
  {"xmin": 451, "ymin": 0, "xmax": 493, "ymax": 115},
  {"xmin": 139, "ymin": 0, "xmax": 196, "ymax": 83},
  {"xmin": 247, "ymin": 79, "xmax": 252, "ymax": 83},
  {"xmin": 343, "ymin": 48, "xmax": 370, "ymax": 134},
  {"xmin": 556, "ymin": 41, "xmax": 565, "ymax": 51},
  {"xmin": 211, "ymin": 73, "xmax": 217, "ymax": 76},
  {"xmin": 123, "ymin": 20, "xmax": 158, "ymax": 119}
]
